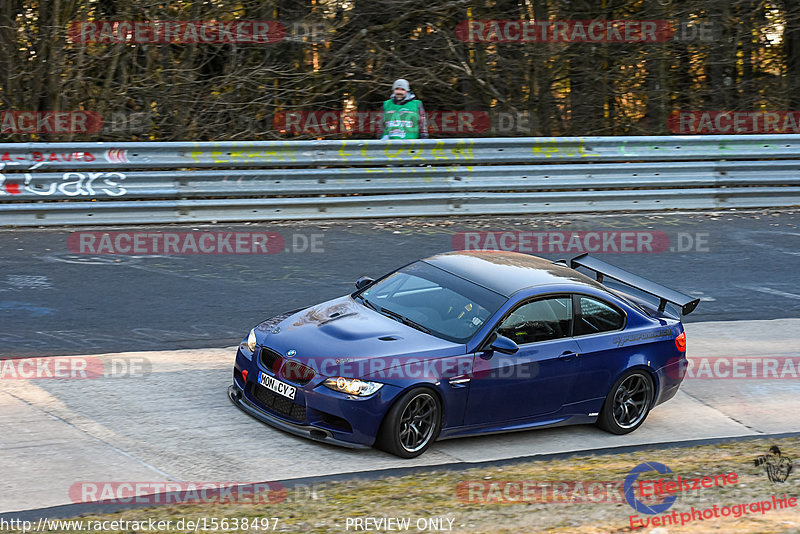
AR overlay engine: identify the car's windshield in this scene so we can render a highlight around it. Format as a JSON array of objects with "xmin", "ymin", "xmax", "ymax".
[{"xmin": 355, "ymin": 261, "xmax": 507, "ymax": 344}]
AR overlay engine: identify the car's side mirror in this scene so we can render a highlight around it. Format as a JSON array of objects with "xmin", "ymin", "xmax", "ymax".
[
  {"xmin": 489, "ymin": 335, "xmax": 519, "ymax": 355},
  {"xmin": 355, "ymin": 276, "xmax": 375, "ymax": 290}
]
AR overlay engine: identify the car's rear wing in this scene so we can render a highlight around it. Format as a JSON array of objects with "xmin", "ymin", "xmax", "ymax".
[{"xmin": 569, "ymin": 253, "xmax": 700, "ymax": 316}]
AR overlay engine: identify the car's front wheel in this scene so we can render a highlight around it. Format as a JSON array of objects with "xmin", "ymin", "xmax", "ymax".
[
  {"xmin": 377, "ymin": 388, "xmax": 442, "ymax": 458},
  {"xmin": 597, "ymin": 370, "xmax": 654, "ymax": 434}
]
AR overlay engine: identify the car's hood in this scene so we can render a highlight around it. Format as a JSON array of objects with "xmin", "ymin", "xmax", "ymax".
[{"xmin": 254, "ymin": 295, "xmax": 465, "ymax": 378}]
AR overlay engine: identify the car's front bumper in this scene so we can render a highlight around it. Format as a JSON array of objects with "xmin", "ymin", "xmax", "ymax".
[
  {"xmin": 227, "ymin": 383, "xmax": 370, "ymax": 449},
  {"xmin": 231, "ymin": 346, "xmax": 403, "ymax": 448}
]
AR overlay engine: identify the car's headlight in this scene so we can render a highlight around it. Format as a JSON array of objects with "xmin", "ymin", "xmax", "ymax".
[
  {"xmin": 246, "ymin": 328, "xmax": 257, "ymax": 353},
  {"xmin": 323, "ymin": 377, "xmax": 383, "ymax": 397}
]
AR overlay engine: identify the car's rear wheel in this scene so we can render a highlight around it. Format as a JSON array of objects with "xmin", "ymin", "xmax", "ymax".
[
  {"xmin": 377, "ymin": 388, "xmax": 441, "ymax": 458},
  {"xmin": 597, "ymin": 370, "xmax": 654, "ymax": 434}
]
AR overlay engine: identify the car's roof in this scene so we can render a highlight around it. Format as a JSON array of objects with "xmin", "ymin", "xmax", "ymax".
[{"xmin": 422, "ymin": 250, "xmax": 604, "ymax": 297}]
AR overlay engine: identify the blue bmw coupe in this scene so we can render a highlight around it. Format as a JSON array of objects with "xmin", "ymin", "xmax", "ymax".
[{"xmin": 229, "ymin": 251, "xmax": 698, "ymax": 458}]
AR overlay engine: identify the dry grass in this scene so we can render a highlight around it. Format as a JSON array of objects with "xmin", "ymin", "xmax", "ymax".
[{"xmin": 12, "ymin": 436, "xmax": 800, "ymax": 533}]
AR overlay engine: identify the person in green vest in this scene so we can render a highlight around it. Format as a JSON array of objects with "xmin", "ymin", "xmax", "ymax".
[{"xmin": 379, "ymin": 79, "xmax": 428, "ymax": 140}]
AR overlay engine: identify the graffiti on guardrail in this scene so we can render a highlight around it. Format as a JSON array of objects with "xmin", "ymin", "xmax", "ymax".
[
  {"xmin": 380, "ymin": 140, "xmax": 475, "ymax": 160},
  {"xmin": 188, "ymin": 147, "xmax": 298, "ymax": 164},
  {"xmin": 189, "ymin": 140, "xmax": 478, "ymax": 163},
  {"xmin": 1, "ymin": 137, "xmax": 798, "ymax": 226},
  {"xmin": 531, "ymin": 138, "xmax": 588, "ymax": 158},
  {"xmin": 0, "ymin": 172, "xmax": 127, "ymax": 196},
  {"xmin": 1, "ymin": 150, "xmax": 98, "ymax": 164},
  {"xmin": 104, "ymin": 149, "xmax": 130, "ymax": 163},
  {"xmin": 0, "ymin": 148, "xmax": 129, "ymax": 167}
]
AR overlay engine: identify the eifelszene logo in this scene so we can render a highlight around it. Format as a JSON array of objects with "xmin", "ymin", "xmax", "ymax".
[
  {"xmin": 624, "ymin": 461, "xmax": 738, "ymax": 515},
  {"xmin": 624, "ymin": 462, "xmax": 677, "ymax": 515}
]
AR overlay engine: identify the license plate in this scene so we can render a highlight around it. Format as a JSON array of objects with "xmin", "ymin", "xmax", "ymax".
[{"xmin": 258, "ymin": 371, "xmax": 296, "ymax": 400}]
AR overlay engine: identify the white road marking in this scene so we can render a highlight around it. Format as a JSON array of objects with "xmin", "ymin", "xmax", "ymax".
[
  {"xmin": 688, "ymin": 291, "xmax": 716, "ymax": 302},
  {"xmin": 5, "ymin": 275, "xmax": 52, "ymax": 290},
  {"xmin": 730, "ymin": 230, "xmax": 800, "ymax": 257},
  {"xmin": 741, "ymin": 285, "xmax": 800, "ymax": 301}
]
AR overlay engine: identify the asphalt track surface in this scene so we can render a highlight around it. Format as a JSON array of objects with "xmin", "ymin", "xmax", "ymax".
[
  {"xmin": 0, "ymin": 209, "xmax": 798, "ymax": 358},
  {"xmin": 1, "ymin": 208, "xmax": 800, "ymax": 519}
]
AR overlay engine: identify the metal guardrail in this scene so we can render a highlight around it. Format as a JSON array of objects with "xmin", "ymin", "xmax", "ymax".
[
  {"xmin": 1, "ymin": 136, "xmax": 799, "ymax": 226},
  {"xmin": 2, "ymin": 135, "xmax": 800, "ymax": 169}
]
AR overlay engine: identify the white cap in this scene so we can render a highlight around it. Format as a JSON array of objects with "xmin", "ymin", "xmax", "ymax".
[{"xmin": 392, "ymin": 79, "xmax": 410, "ymax": 91}]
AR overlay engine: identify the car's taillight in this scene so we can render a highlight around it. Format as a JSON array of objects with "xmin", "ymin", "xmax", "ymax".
[{"xmin": 675, "ymin": 332, "xmax": 686, "ymax": 352}]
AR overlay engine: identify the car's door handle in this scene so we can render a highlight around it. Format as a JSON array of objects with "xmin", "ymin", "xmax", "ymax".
[
  {"xmin": 558, "ymin": 351, "xmax": 579, "ymax": 361},
  {"xmin": 449, "ymin": 376, "xmax": 471, "ymax": 387}
]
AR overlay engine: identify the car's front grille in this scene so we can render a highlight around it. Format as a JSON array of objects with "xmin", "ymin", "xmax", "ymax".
[
  {"xmin": 249, "ymin": 383, "xmax": 306, "ymax": 422},
  {"xmin": 260, "ymin": 347, "xmax": 282, "ymax": 372},
  {"xmin": 259, "ymin": 346, "xmax": 316, "ymax": 385},
  {"xmin": 281, "ymin": 360, "xmax": 315, "ymax": 385}
]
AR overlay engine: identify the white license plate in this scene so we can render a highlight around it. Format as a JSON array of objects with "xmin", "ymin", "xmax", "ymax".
[{"xmin": 258, "ymin": 371, "xmax": 296, "ymax": 400}]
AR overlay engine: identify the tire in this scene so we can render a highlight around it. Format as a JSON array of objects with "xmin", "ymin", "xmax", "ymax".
[
  {"xmin": 376, "ymin": 387, "xmax": 442, "ymax": 458},
  {"xmin": 597, "ymin": 370, "xmax": 654, "ymax": 435}
]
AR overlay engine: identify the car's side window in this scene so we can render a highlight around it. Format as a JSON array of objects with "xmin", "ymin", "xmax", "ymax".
[
  {"xmin": 574, "ymin": 296, "xmax": 625, "ymax": 336},
  {"xmin": 496, "ymin": 296, "xmax": 572, "ymax": 345}
]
